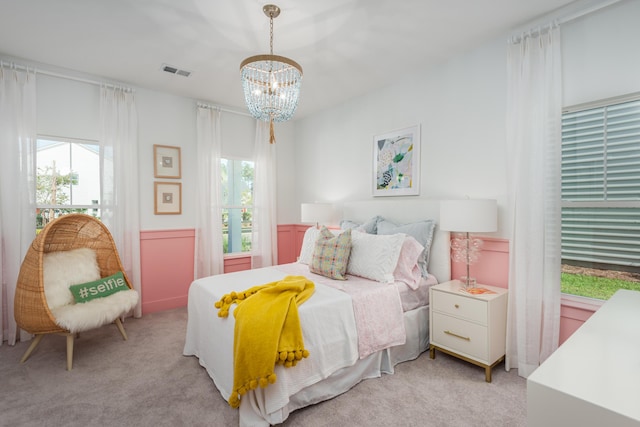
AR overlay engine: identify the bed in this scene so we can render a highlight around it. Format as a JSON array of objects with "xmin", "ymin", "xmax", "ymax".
[{"xmin": 183, "ymin": 200, "xmax": 450, "ymax": 426}]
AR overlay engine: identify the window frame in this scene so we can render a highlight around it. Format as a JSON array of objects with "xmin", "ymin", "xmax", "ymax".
[{"xmin": 35, "ymin": 135, "xmax": 102, "ymax": 227}]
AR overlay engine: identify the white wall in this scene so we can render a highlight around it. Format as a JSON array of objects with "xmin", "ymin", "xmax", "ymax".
[
  {"xmin": 288, "ymin": 0, "xmax": 640, "ymax": 239},
  {"xmin": 11, "ymin": 0, "xmax": 640, "ymax": 234},
  {"xmin": 562, "ymin": 0, "xmax": 640, "ymax": 107},
  {"xmin": 32, "ymin": 72, "xmax": 283, "ymax": 231}
]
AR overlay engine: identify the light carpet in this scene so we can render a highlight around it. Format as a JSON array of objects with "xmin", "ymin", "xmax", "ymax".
[{"xmin": 0, "ymin": 307, "xmax": 526, "ymax": 426}]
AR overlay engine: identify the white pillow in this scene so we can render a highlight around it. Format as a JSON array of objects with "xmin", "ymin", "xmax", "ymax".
[
  {"xmin": 52, "ymin": 289, "xmax": 139, "ymax": 333},
  {"xmin": 299, "ymin": 226, "xmax": 338, "ymax": 265},
  {"xmin": 43, "ymin": 248, "xmax": 101, "ymax": 310},
  {"xmin": 347, "ymin": 230, "xmax": 405, "ymax": 283}
]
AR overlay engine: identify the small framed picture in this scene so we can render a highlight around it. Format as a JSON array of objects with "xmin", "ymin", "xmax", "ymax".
[
  {"xmin": 154, "ymin": 182, "xmax": 182, "ymax": 215},
  {"xmin": 154, "ymin": 144, "xmax": 181, "ymax": 179},
  {"xmin": 372, "ymin": 125, "xmax": 420, "ymax": 197}
]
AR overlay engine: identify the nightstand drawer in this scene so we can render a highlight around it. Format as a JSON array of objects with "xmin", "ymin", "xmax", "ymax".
[
  {"xmin": 431, "ymin": 291, "xmax": 487, "ymax": 325},
  {"xmin": 432, "ymin": 312, "xmax": 488, "ymax": 360}
]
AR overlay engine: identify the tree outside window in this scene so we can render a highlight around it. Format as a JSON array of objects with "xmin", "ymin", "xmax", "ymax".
[
  {"xmin": 36, "ymin": 138, "xmax": 101, "ymax": 230},
  {"xmin": 221, "ymin": 158, "xmax": 254, "ymax": 253}
]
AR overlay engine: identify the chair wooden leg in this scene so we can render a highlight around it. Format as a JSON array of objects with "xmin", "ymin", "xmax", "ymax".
[
  {"xmin": 19, "ymin": 334, "xmax": 45, "ymax": 364},
  {"xmin": 66, "ymin": 333, "xmax": 74, "ymax": 371},
  {"xmin": 115, "ymin": 317, "xmax": 128, "ymax": 341}
]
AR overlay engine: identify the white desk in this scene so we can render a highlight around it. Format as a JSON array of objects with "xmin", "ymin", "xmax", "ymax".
[{"xmin": 527, "ymin": 289, "xmax": 640, "ymax": 426}]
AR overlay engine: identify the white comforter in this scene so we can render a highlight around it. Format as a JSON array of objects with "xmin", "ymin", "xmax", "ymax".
[{"xmin": 183, "ymin": 266, "xmax": 360, "ymax": 422}]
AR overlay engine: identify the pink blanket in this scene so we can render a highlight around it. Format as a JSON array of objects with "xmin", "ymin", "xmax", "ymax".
[{"xmin": 276, "ymin": 263, "xmax": 406, "ymax": 358}]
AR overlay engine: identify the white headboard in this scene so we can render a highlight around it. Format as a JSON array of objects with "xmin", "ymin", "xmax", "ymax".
[{"xmin": 340, "ymin": 199, "xmax": 451, "ymax": 283}]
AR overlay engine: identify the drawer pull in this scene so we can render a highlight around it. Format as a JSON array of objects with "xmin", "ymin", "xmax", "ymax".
[{"xmin": 444, "ymin": 330, "xmax": 470, "ymax": 341}]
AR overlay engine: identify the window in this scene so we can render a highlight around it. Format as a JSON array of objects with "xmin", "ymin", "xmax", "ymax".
[
  {"xmin": 36, "ymin": 137, "xmax": 101, "ymax": 229},
  {"xmin": 221, "ymin": 158, "xmax": 254, "ymax": 254},
  {"xmin": 561, "ymin": 95, "xmax": 640, "ymax": 300}
]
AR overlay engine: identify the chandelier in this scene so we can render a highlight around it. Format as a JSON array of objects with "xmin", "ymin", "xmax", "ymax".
[{"xmin": 240, "ymin": 4, "xmax": 303, "ymax": 143}]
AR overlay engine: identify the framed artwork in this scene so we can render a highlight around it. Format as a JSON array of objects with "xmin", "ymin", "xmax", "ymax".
[
  {"xmin": 154, "ymin": 144, "xmax": 181, "ymax": 179},
  {"xmin": 154, "ymin": 182, "xmax": 182, "ymax": 215},
  {"xmin": 372, "ymin": 125, "xmax": 420, "ymax": 197}
]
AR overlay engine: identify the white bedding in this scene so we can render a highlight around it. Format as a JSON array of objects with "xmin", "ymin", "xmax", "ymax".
[
  {"xmin": 183, "ymin": 263, "xmax": 432, "ymax": 426},
  {"xmin": 184, "ymin": 200, "xmax": 450, "ymax": 426},
  {"xmin": 183, "ymin": 266, "xmax": 359, "ymax": 405}
]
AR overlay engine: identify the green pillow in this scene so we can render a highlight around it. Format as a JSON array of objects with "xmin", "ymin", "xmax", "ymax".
[{"xmin": 69, "ymin": 271, "xmax": 129, "ymax": 303}]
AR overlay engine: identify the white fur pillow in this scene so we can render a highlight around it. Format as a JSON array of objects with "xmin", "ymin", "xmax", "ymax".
[
  {"xmin": 43, "ymin": 248, "xmax": 101, "ymax": 310},
  {"xmin": 52, "ymin": 289, "xmax": 139, "ymax": 333},
  {"xmin": 347, "ymin": 231, "xmax": 405, "ymax": 283}
]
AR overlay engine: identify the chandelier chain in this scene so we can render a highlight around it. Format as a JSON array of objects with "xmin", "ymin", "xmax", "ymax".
[{"xmin": 269, "ymin": 15, "xmax": 274, "ymax": 55}]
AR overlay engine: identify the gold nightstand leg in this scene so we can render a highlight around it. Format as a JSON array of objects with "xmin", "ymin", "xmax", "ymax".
[{"xmin": 430, "ymin": 345, "xmax": 504, "ymax": 383}]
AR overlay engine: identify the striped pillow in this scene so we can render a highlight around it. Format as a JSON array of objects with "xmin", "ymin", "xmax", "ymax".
[{"xmin": 310, "ymin": 227, "xmax": 352, "ymax": 280}]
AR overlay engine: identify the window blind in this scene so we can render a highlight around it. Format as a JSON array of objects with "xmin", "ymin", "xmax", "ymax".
[{"xmin": 561, "ymin": 98, "xmax": 640, "ymax": 268}]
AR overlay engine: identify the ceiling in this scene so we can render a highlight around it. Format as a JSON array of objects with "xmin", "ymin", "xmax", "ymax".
[{"xmin": 0, "ymin": 0, "xmax": 576, "ymax": 119}]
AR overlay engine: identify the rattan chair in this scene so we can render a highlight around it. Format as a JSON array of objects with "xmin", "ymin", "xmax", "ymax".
[{"xmin": 14, "ymin": 213, "xmax": 137, "ymax": 370}]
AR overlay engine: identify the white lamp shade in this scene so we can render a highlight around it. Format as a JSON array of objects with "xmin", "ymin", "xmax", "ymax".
[
  {"xmin": 439, "ymin": 199, "xmax": 498, "ymax": 233},
  {"xmin": 301, "ymin": 203, "xmax": 334, "ymax": 225}
]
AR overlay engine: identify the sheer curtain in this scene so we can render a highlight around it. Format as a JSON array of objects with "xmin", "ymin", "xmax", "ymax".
[
  {"xmin": 194, "ymin": 105, "xmax": 224, "ymax": 279},
  {"xmin": 0, "ymin": 64, "xmax": 37, "ymax": 345},
  {"xmin": 251, "ymin": 121, "xmax": 278, "ymax": 268},
  {"xmin": 505, "ymin": 26, "xmax": 562, "ymax": 377},
  {"xmin": 100, "ymin": 86, "xmax": 142, "ymax": 318}
]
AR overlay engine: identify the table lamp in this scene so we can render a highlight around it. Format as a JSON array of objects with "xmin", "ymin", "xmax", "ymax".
[
  {"xmin": 440, "ymin": 199, "xmax": 498, "ymax": 288},
  {"xmin": 301, "ymin": 203, "xmax": 334, "ymax": 229}
]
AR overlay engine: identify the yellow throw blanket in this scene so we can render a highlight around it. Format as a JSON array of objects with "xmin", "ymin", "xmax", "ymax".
[{"xmin": 215, "ymin": 275, "xmax": 315, "ymax": 408}]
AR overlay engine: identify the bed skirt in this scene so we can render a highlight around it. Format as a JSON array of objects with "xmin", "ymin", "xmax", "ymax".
[{"xmin": 238, "ymin": 305, "xmax": 429, "ymax": 426}]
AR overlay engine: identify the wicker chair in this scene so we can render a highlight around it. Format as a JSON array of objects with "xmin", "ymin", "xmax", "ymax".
[{"xmin": 14, "ymin": 213, "xmax": 137, "ymax": 370}]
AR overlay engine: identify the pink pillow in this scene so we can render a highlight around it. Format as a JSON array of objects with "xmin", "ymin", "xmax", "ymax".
[{"xmin": 393, "ymin": 236, "xmax": 424, "ymax": 290}]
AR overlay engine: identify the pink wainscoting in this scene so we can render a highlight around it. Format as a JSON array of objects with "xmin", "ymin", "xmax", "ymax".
[
  {"xmin": 140, "ymin": 229, "xmax": 257, "ymax": 314},
  {"xmin": 449, "ymin": 235, "xmax": 598, "ymax": 345},
  {"xmin": 139, "ymin": 226, "xmax": 598, "ymax": 344},
  {"xmin": 559, "ymin": 299, "xmax": 598, "ymax": 344},
  {"xmin": 224, "ymin": 254, "xmax": 252, "ymax": 273},
  {"xmin": 140, "ymin": 229, "xmax": 195, "ymax": 315},
  {"xmin": 277, "ymin": 224, "xmax": 309, "ymax": 264},
  {"xmin": 450, "ymin": 237, "xmax": 509, "ymax": 289}
]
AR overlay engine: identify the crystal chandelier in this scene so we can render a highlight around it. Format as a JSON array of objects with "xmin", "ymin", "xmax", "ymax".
[{"xmin": 240, "ymin": 4, "xmax": 303, "ymax": 144}]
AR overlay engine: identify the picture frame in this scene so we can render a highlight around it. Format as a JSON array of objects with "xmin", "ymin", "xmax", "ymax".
[
  {"xmin": 154, "ymin": 182, "xmax": 182, "ymax": 215},
  {"xmin": 372, "ymin": 125, "xmax": 420, "ymax": 197},
  {"xmin": 153, "ymin": 144, "xmax": 181, "ymax": 179}
]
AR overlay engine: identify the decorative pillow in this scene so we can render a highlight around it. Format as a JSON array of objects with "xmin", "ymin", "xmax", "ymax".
[
  {"xmin": 69, "ymin": 271, "xmax": 129, "ymax": 303},
  {"xmin": 393, "ymin": 236, "xmax": 424, "ymax": 290},
  {"xmin": 347, "ymin": 230, "xmax": 405, "ymax": 283},
  {"xmin": 309, "ymin": 227, "xmax": 352, "ymax": 280},
  {"xmin": 52, "ymin": 289, "xmax": 139, "ymax": 333},
  {"xmin": 339, "ymin": 216, "xmax": 382, "ymax": 234},
  {"xmin": 43, "ymin": 248, "xmax": 101, "ymax": 310},
  {"xmin": 299, "ymin": 226, "xmax": 339, "ymax": 264},
  {"xmin": 377, "ymin": 219, "xmax": 436, "ymax": 277}
]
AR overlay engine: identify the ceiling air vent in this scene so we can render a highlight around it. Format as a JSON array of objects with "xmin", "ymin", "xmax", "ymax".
[{"xmin": 161, "ymin": 64, "xmax": 192, "ymax": 78}]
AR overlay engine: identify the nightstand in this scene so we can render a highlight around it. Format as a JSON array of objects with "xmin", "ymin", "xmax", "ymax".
[{"xmin": 429, "ymin": 280, "xmax": 508, "ymax": 382}]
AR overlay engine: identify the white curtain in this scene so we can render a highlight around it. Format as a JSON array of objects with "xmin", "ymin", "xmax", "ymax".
[
  {"xmin": 505, "ymin": 26, "xmax": 562, "ymax": 377},
  {"xmin": 251, "ymin": 121, "xmax": 278, "ymax": 268},
  {"xmin": 194, "ymin": 105, "xmax": 224, "ymax": 279},
  {"xmin": 0, "ymin": 64, "xmax": 37, "ymax": 345},
  {"xmin": 100, "ymin": 86, "xmax": 142, "ymax": 318}
]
